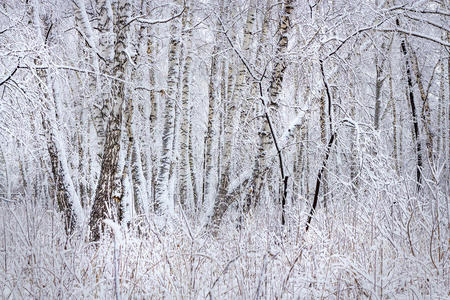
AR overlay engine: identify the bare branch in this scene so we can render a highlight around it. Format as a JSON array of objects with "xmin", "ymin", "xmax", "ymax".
[
  {"xmin": 395, "ymin": 6, "xmax": 450, "ymax": 16},
  {"xmin": 404, "ymin": 14, "xmax": 450, "ymax": 33},
  {"xmin": 124, "ymin": 3, "xmax": 186, "ymax": 28},
  {"xmin": 377, "ymin": 28, "xmax": 450, "ymax": 48},
  {"xmin": 0, "ymin": 63, "xmax": 19, "ymax": 88}
]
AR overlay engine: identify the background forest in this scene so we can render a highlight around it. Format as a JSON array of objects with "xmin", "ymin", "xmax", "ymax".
[{"xmin": 0, "ymin": 0, "xmax": 448, "ymax": 298}]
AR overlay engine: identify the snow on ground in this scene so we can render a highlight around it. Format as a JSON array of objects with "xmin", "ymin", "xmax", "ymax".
[{"xmin": 0, "ymin": 192, "xmax": 447, "ymax": 299}]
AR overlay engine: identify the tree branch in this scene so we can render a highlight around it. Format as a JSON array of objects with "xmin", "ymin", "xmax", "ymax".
[
  {"xmin": 404, "ymin": 14, "xmax": 450, "ymax": 33},
  {"xmin": 305, "ymin": 131, "xmax": 336, "ymax": 232},
  {"xmin": 377, "ymin": 28, "xmax": 450, "ymax": 48},
  {"xmin": 319, "ymin": 59, "xmax": 333, "ymax": 132},
  {"xmin": 124, "ymin": 3, "xmax": 186, "ymax": 28},
  {"xmin": 0, "ymin": 63, "xmax": 19, "ymax": 88}
]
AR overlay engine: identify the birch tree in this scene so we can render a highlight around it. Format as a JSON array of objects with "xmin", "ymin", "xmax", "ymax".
[
  {"xmin": 31, "ymin": 0, "xmax": 84, "ymax": 234},
  {"xmin": 248, "ymin": 0, "xmax": 272, "ymax": 208},
  {"xmin": 261, "ymin": 0, "xmax": 294, "ymax": 224},
  {"xmin": 155, "ymin": 0, "xmax": 183, "ymax": 213},
  {"xmin": 88, "ymin": 0, "xmax": 131, "ymax": 241},
  {"xmin": 202, "ymin": 4, "xmax": 223, "ymax": 215},
  {"xmin": 211, "ymin": 0, "xmax": 257, "ymax": 226},
  {"xmin": 179, "ymin": 0, "xmax": 194, "ymax": 209}
]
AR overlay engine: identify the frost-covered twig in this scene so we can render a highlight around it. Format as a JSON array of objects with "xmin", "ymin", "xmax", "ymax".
[
  {"xmin": 0, "ymin": 62, "xmax": 19, "ymax": 87},
  {"xmin": 254, "ymin": 253, "xmax": 268, "ymax": 300},
  {"xmin": 125, "ymin": 2, "xmax": 186, "ymax": 27},
  {"xmin": 376, "ymin": 28, "xmax": 450, "ymax": 47},
  {"xmin": 103, "ymin": 219, "xmax": 122, "ymax": 300},
  {"xmin": 207, "ymin": 255, "xmax": 241, "ymax": 299}
]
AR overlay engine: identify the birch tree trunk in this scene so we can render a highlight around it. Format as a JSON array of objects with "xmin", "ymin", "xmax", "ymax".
[
  {"xmin": 89, "ymin": 0, "xmax": 131, "ymax": 241},
  {"xmin": 147, "ymin": 23, "xmax": 158, "ymax": 211},
  {"xmin": 349, "ymin": 89, "xmax": 359, "ymax": 196},
  {"xmin": 188, "ymin": 106, "xmax": 199, "ymax": 210},
  {"xmin": 292, "ymin": 83, "xmax": 309, "ymax": 201},
  {"xmin": 262, "ymin": 0, "xmax": 294, "ymax": 225},
  {"xmin": 179, "ymin": 1, "xmax": 194, "ymax": 209},
  {"xmin": 211, "ymin": 0, "xmax": 256, "ymax": 226},
  {"xmin": 238, "ymin": 1, "xmax": 256, "ymax": 124},
  {"xmin": 73, "ymin": 0, "xmax": 99, "ymax": 207},
  {"xmin": 249, "ymin": 0, "xmax": 271, "ymax": 208},
  {"xmin": 93, "ymin": 0, "xmax": 115, "ymax": 158},
  {"xmin": 31, "ymin": 0, "xmax": 84, "ymax": 235},
  {"xmin": 319, "ymin": 89, "xmax": 328, "ymax": 204},
  {"xmin": 155, "ymin": 0, "xmax": 182, "ymax": 213},
  {"xmin": 42, "ymin": 108, "xmax": 84, "ymax": 235},
  {"xmin": 267, "ymin": 0, "xmax": 294, "ymax": 102},
  {"xmin": 373, "ymin": 44, "xmax": 387, "ymax": 131},
  {"xmin": 129, "ymin": 6, "xmax": 150, "ymax": 218},
  {"xmin": 389, "ymin": 59, "xmax": 400, "ymax": 175},
  {"xmin": 202, "ymin": 20, "xmax": 221, "ymax": 213}
]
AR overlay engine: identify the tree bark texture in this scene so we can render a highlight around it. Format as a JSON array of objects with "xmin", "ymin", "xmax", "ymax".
[{"xmin": 89, "ymin": 0, "xmax": 130, "ymax": 241}]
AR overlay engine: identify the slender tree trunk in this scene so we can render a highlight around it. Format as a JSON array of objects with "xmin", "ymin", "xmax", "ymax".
[
  {"xmin": 179, "ymin": 2, "xmax": 194, "ymax": 209},
  {"xmin": 119, "ymin": 97, "xmax": 134, "ymax": 223},
  {"xmin": 42, "ymin": 111, "xmax": 84, "ymax": 235},
  {"xmin": 267, "ymin": 0, "xmax": 294, "ymax": 102},
  {"xmin": 128, "ymin": 5, "xmax": 150, "ymax": 218},
  {"xmin": 188, "ymin": 110, "xmax": 199, "ymax": 211},
  {"xmin": 130, "ymin": 134, "xmax": 149, "ymax": 216},
  {"xmin": 202, "ymin": 40, "xmax": 219, "ymax": 211},
  {"xmin": 93, "ymin": 0, "xmax": 115, "ymax": 158},
  {"xmin": 146, "ymin": 24, "xmax": 159, "ymax": 211},
  {"xmin": 319, "ymin": 88, "xmax": 328, "ymax": 205},
  {"xmin": 399, "ymin": 31, "xmax": 422, "ymax": 190},
  {"xmin": 32, "ymin": 0, "xmax": 84, "ymax": 235},
  {"xmin": 305, "ymin": 132, "xmax": 336, "ymax": 232},
  {"xmin": 264, "ymin": 0, "xmax": 294, "ymax": 225},
  {"xmin": 409, "ymin": 46, "xmax": 434, "ymax": 165},
  {"xmin": 73, "ymin": 0, "xmax": 100, "ymax": 207},
  {"xmin": 155, "ymin": 0, "xmax": 182, "ymax": 213},
  {"xmin": 389, "ymin": 60, "xmax": 400, "ymax": 175},
  {"xmin": 349, "ymin": 92, "xmax": 359, "ymax": 198},
  {"xmin": 249, "ymin": 0, "xmax": 271, "ymax": 209},
  {"xmin": 211, "ymin": 0, "xmax": 257, "ymax": 226},
  {"xmin": 238, "ymin": 0, "xmax": 256, "ymax": 124},
  {"xmin": 374, "ymin": 58, "xmax": 383, "ymax": 131},
  {"xmin": 373, "ymin": 35, "xmax": 388, "ymax": 131},
  {"xmin": 293, "ymin": 83, "xmax": 309, "ymax": 201}
]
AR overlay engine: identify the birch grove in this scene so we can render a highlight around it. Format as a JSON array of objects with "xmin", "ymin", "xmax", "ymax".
[{"xmin": 0, "ymin": 0, "xmax": 448, "ymax": 298}]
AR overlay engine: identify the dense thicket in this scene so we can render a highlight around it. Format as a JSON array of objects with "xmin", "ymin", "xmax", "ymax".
[{"xmin": 0, "ymin": 0, "xmax": 448, "ymax": 298}]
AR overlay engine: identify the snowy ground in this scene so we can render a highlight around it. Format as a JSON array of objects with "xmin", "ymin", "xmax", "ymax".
[{"xmin": 1, "ymin": 193, "xmax": 447, "ymax": 299}]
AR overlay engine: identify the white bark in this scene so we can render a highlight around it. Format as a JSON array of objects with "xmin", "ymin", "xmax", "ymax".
[
  {"xmin": 179, "ymin": 2, "xmax": 194, "ymax": 209},
  {"xmin": 32, "ymin": 0, "xmax": 85, "ymax": 232},
  {"xmin": 212, "ymin": 0, "xmax": 256, "ymax": 225},
  {"xmin": 88, "ymin": 0, "xmax": 131, "ymax": 241},
  {"xmin": 155, "ymin": 0, "xmax": 182, "ymax": 214}
]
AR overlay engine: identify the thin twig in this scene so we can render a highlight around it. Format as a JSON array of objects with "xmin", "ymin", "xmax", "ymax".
[
  {"xmin": 0, "ymin": 63, "xmax": 19, "ymax": 87},
  {"xmin": 207, "ymin": 255, "xmax": 241, "ymax": 299}
]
